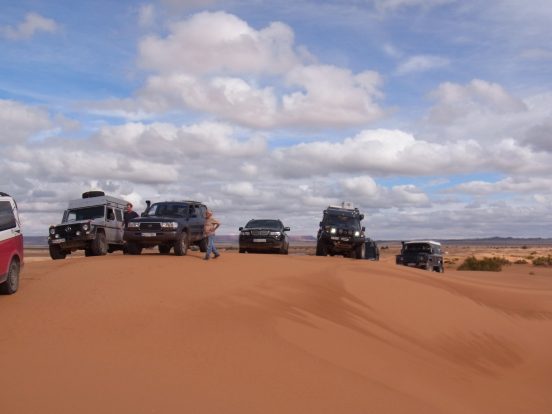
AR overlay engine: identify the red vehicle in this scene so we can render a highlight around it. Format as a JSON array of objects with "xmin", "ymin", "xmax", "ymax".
[{"xmin": 0, "ymin": 192, "xmax": 23, "ymax": 294}]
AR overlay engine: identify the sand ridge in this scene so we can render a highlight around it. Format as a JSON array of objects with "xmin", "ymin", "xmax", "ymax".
[{"xmin": 1, "ymin": 250, "xmax": 551, "ymax": 413}]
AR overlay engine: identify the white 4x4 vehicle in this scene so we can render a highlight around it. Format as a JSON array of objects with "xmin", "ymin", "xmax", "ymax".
[{"xmin": 0, "ymin": 192, "xmax": 23, "ymax": 294}]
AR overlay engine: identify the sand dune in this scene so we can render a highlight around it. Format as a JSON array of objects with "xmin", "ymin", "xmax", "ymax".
[{"xmin": 1, "ymin": 251, "xmax": 551, "ymax": 413}]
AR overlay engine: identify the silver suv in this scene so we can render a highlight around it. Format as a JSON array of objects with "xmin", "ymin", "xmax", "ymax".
[{"xmin": 48, "ymin": 191, "xmax": 129, "ymax": 260}]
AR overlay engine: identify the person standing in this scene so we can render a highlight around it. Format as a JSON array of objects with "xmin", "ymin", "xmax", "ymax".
[
  {"xmin": 204, "ymin": 210, "xmax": 220, "ymax": 260},
  {"xmin": 124, "ymin": 202, "xmax": 139, "ymax": 226}
]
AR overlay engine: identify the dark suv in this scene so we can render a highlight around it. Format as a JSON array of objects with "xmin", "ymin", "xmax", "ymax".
[
  {"xmin": 124, "ymin": 200, "xmax": 208, "ymax": 256},
  {"xmin": 316, "ymin": 204, "xmax": 366, "ymax": 259},
  {"xmin": 396, "ymin": 240, "xmax": 444, "ymax": 272},
  {"xmin": 239, "ymin": 219, "xmax": 290, "ymax": 254}
]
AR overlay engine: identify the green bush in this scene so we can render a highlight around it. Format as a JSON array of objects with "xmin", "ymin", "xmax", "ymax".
[
  {"xmin": 457, "ymin": 256, "xmax": 510, "ymax": 272},
  {"xmin": 532, "ymin": 255, "xmax": 552, "ymax": 267}
]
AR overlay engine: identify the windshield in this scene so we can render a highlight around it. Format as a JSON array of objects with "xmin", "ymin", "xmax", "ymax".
[
  {"xmin": 145, "ymin": 203, "xmax": 187, "ymax": 218},
  {"xmin": 404, "ymin": 243, "xmax": 432, "ymax": 253},
  {"xmin": 245, "ymin": 220, "xmax": 282, "ymax": 230},
  {"xmin": 65, "ymin": 206, "xmax": 105, "ymax": 222},
  {"xmin": 324, "ymin": 214, "xmax": 359, "ymax": 228}
]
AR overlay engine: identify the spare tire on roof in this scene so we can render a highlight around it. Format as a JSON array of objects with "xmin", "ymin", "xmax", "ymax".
[{"xmin": 82, "ymin": 190, "xmax": 105, "ymax": 199}]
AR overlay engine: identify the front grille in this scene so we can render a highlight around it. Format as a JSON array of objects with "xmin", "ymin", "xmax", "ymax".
[
  {"xmin": 251, "ymin": 230, "xmax": 270, "ymax": 236},
  {"xmin": 56, "ymin": 225, "xmax": 84, "ymax": 239},
  {"xmin": 140, "ymin": 222, "xmax": 162, "ymax": 231}
]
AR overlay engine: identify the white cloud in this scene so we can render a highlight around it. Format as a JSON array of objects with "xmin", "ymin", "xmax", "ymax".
[
  {"xmin": 1, "ymin": 12, "xmax": 59, "ymax": 40},
  {"xmin": 373, "ymin": 0, "xmax": 452, "ymax": 12},
  {"xmin": 0, "ymin": 100, "xmax": 53, "ymax": 144},
  {"xmin": 139, "ymin": 11, "xmax": 301, "ymax": 76},
  {"xmin": 138, "ymin": 4, "xmax": 156, "ymax": 27},
  {"xmin": 131, "ymin": 12, "xmax": 386, "ymax": 128},
  {"xmin": 396, "ymin": 55, "xmax": 450, "ymax": 75}
]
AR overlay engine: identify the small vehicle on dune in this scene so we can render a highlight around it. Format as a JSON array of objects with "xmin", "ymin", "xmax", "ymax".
[
  {"xmin": 124, "ymin": 200, "xmax": 208, "ymax": 256},
  {"xmin": 396, "ymin": 240, "xmax": 444, "ymax": 272},
  {"xmin": 48, "ymin": 191, "xmax": 128, "ymax": 260},
  {"xmin": 0, "ymin": 192, "xmax": 23, "ymax": 294},
  {"xmin": 316, "ymin": 203, "xmax": 366, "ymax": 259},
  {"xmin": 239, "ymin": 219, "xmax": 290, "ymax": 254}
]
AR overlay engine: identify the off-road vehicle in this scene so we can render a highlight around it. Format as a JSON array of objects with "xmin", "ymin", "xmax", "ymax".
[
  {"xmin": 48, "ymin": 191, "xmax": 128, "ymax": 260},
  {"xmin": 396, "ymin": 240, "xmax": 444, "ymax": 272},
  {"xmin": 316, "ymin": 203, "xmax": 366, "ymax": 259},
  {"xmin": 123, "ymin": 200, "xmax": 208, "ymax": 256},
  {"xmin": 364, "ymin": 238, "xmax": 380, "ymax": 261},
  {"xmin": 239, "ymin": 219, "xmax": 290, "ymax": 254},
  {"xmin": 0, "ymin": 192, "xmax": 23, "ymax": 294}
]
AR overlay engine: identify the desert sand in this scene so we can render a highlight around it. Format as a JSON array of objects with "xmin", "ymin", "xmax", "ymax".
[{"xmin": 1, "ymin": 248, "xmax": 552, "ymax": 413}]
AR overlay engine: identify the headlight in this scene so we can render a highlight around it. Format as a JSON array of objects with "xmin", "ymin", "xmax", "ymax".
[
  {"xmin": 49, "ymin": 227, "xmax": 55, "ymax": 235},
  {"xmin": 128, "ymin": 222, "xmax": 140, "ymax": 229},
  {"xmin": 354, "ymin": 231, "xmax": 360, "ymax": 237},
  {"xmin": 330, "ymin": 228, "xmax": 337, "ymax": 234},
  {"xmin": 241, "ymin": 231, "xmax": 251, "ymax": 236},
  {"xmin": 161, "ymin": 222, "xmax": 178, "ymax": 229},
  {"xmin": 82, "ymin": 223, "xmax": 89, "ymax": 231},
  {"xmin": 269, "ymin": 231, "xmax": 281, "ymax": 236}
]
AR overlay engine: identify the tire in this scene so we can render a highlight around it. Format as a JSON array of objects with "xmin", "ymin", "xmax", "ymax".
[
  {"xmin": 198, "ymin": 237, "xmax": 208, "ymax": 253},
  {"xmin": 0, "ymin": 259, "xmax": 19, "ymax": 295},
  {"xmin": 85, "ymin": 249, "xmax": 93, "ymax": 257},
  {"xmin": 90, "ymin": 232, "xmax": 107, "ymax": 256},
  {"xmin": 126, "ymin": 242, "xmax": 142, "ymax": 255},
  {"xmin": 239, "ymin": 248, "xmax": 245, "ymax": 254},
  {"xmin": 174, "ymin": 232, "xmax": 188, "ymax": 256},
  {"xmin": 159, "ymin": 245, "xmax": 171, "ymax": 255},
  {"xmin": 426, "ymin": 261, "xmax": 433, "ymax": 272},
  {"xmin": 355, "ymin": 244, "xmax": 364, "ymax": 260},
  {"xmin": 316, "ymin": 242, "xmax": 327, "ymax": 257},
  {"xmin": 49, "ymin": 245, "xmax": 67, "ymax": 260}
]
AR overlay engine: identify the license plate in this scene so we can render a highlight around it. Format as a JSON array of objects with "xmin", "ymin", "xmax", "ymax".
[
  {"xmin": 407, "ymin": 263, "xmax": 417, "ymax": 267},
  {"xmin": 142, "ymin": 232, "xmax": 156, "ymax": 237},
  {"xmin": 331, "ymin": 237, "xmax": 339, "ymax": 240},
  {"xmin": 51, "ymin": 238, "xmax": 65, "ymax": 244},
  {"xmin": 253, "ymin": 238, "xmax": 266, "ymax": 242},
  {"xmin": 340, "ymin": 237, "xmax": 350, "ymax": 241}
]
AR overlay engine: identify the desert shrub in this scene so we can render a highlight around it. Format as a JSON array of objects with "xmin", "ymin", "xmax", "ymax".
[
  {"xmin": 532, "ymin": 255, "xmax": 552, "ymax": 267},
  {"xmin": 514, "ymin": 259, "xmax": 528, "ymax": 264},
  {"xmin": 521, "ymin": 245, "xmax": 528, "ymax": 249},
  {"xmin": 457, "ymin": 256, "xmax": 510, "ymax": 272}
]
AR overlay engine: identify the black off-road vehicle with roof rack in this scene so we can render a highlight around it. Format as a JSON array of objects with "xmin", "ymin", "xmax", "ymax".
[
  {"xmin": 123, "ymin": 200, "xmax": 208, "ymax": 256},
  {"xmin": 396, "ymin": 240, "xmax": 444, "ymax": 272},
  {"xmin": 48, "ymin": 191, "xmax": 128, "ymax": 260},
  {"xmin": 316, "ymin": 202, "xmax": 366, "ymax": 259}
]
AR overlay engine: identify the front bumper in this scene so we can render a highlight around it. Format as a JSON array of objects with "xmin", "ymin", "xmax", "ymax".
[
  {"xmin": 48, "ymin": 234, "xmax": 96, "ymax": 250},
  {"xmin": 239, "ymin": 236, "xmax": 286, "ymax": 251},
  {"xmin": 320, "ymin": 233, "xmax": 364, "ymax": 251},
  {"xmin": 124, "ymin": 230, "xmax": 178, "ymax": 246}
]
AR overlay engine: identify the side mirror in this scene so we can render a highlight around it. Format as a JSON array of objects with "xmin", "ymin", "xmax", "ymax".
[
  {"xmin": 239, "ymin": 227, "xmax": 243, "ymax": 231},
  {"xmin": 284, "ymin": 227, "xmax": 290, "ymax": 232},
  {"xmin": 359, "ymin": 214, "xmax": 364, "ymax": 220},
  {"xmin": 362, "ymin": 226, "xmax": 365, "ymax": 232},
  {"xmin": 141, "ymin": 212, "xmax": 146, "ymax": 217},
  {"xmin": 319, "ymin": 221, "xmax": 323, "ymax": 227}
]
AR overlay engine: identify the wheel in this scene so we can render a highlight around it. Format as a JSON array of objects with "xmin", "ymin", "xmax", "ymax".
[
  {"xmin": 126, "ymin": 242, "xmax": 142, "ymax": 255},
  {"xmin": 85, "ymin": 249, "xmax": 93, "ymax": 257},
  {"xmin": 159, "ymin": 245, "xmax": 171, "ymax": 254},
  {"xmin": 239, "ymin": 248, "xmax": 245, "ymax": 254},
  {"xmin": 425, "ymin": 261, "xmax": 433, "ymax": 271},
  {"xmin": 198, "ymin": 237, "xmax": 208, "ymax": 253},
  {"xmin": 49, "ymin": 245, "xmax": 67, "ymax": 260},
  {"xmin": 90, "ymin": 232, "xmax": 107, "ymax": 256},
  {"xmin": 355, "ymin": 244, "xmax": 364, "ymax": 260},
  {"xmin": 174, "ymin": 232, "xmax": 188, "ymax": 256},
  {"xmin": 315, "ymin": 242, "xmax": 327, "ymax": 256},
  {"xmin": 0, "ymin": 259, "xmax": 19, "ymax": 295}
]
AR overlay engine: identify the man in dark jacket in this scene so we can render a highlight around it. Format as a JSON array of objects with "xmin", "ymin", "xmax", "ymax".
[{"xmin": 123, "ymin": 202, "xmax": 139, "ymax": 226}]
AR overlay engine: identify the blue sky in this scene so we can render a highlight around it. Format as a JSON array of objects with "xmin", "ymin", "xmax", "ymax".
[{"xmin": 1, "ymin": 0, "xmax": 552, "ymax": 238}]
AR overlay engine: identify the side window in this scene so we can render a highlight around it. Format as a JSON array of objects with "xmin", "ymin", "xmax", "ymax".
[
  {"xmin": 107, "ymin": 208, "xmax": 115, "ymax": 221},
  {"xmin": 188, "ymin": 205, "xmax": 196, "ymax": 217},
  {"xmin": 0, "ymin": 201, "xmax": 17, "ymax": 231},
  {"xmin": 199, "ymin": 206, "xmax": 206, "ymax": 219},
  {"xmin": 115, "ymin": 209, "xmax": 123, "ymax": 222}
]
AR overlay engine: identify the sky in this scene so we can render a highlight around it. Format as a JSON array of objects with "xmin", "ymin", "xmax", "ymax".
[{"xmin": 1, "ymin": 0, "xmax": 552, "ymax": 239}]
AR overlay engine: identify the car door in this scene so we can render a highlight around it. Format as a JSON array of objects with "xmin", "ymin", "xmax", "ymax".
[
  {"xmin": 104, "ymin": 207, "xmax": 118, "ymax": 243},
  {"xmin": 0, "ymin": 198, "xmax": 23, "ymax": 277}
]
